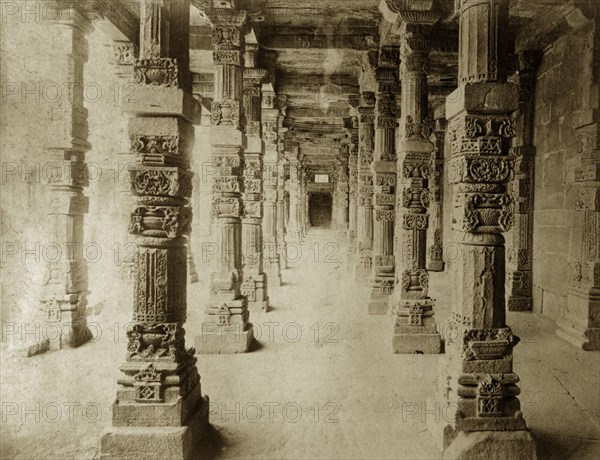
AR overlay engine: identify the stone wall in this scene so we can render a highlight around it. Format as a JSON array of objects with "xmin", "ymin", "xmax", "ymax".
[{"xmin": 532, "ymin": 18, "xmax": 597, "ymax": 322}]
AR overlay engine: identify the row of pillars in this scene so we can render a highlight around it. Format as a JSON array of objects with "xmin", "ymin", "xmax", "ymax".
[
  {"xmin": 343, "ymin": 0, "xmax": 541, "ymax": 456},
  {"xmin": 36, "ymin": 0, "xmax": 598, "ymax": 458}
]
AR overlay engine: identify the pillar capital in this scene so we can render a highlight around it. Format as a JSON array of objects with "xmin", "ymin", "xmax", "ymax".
[
  {"xmin": 349, "ymin": 94, "xmax": 362, "ymax": 109},
  {"xmin": 385, "ymin": 0, "xmax": 440, "ymax": 24},
  {"xmin": 201, "ymin": 4, "xmax": 248, "ymax": 29},
  {"xmin": 243, "ymin": 67, "xmax": 269, "ymax": 84},
  {"xmin": 360, "ymin": 91, "xmax": 376, "ymax": 109}
]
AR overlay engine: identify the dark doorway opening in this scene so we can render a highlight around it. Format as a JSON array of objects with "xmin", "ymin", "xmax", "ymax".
[{"xmin": 309, "ymin": 192, "xmax": 333, "ymax": 228}]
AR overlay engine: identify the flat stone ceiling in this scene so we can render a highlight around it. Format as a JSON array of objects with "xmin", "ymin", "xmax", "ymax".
[{"xmin": 112, "ymin": 0, "xmax": 583, "ymax": 165}]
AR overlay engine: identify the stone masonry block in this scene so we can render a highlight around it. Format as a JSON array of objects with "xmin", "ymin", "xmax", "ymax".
[
  {"xmin": 446, "ymin": 83, "xmax": 519, "ymax": 119},
  {"xmin": 123, "ymin": 87, "xmax": 201, "ymax": 124}
]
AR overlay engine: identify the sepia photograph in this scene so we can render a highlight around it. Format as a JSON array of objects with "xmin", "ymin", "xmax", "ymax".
[{"xmin": 0, "ymin": 0, "xmax": 599, "ymax": 459}]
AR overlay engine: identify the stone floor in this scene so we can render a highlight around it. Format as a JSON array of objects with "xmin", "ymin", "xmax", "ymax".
[{"xmin": 1, "ymin": 229, "xmax": 599, "ymax": 459}]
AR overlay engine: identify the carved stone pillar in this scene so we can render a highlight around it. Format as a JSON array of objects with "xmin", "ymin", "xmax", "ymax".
[
  {"xmin": 262, "ymin": 92, "xmax": 282, "ymax": 286},
  {"xmin": 197, "ymin": 4, "xmax": 253, "ymax": 353},
  {"xmin": 426, "ymin": 114, "xmax": 446, "ymax": 272},
  {"xmin": 40, "ymin": 3, "xmax": 93, "ymax": 350},
  {"xmin": 108, "ymin": 41, "xmax": 138, "ymax": 284},
  {"xmin": 335, "ymin": 151, "xmax": 350, "ymax": 232},
  {"xmin": 369, "ymin": 51, "xmax": 399, "ymax": 315},
  {"xmin": 506, "ymin": 51, "xmax": 542, "ymax": 311},
  {"xmin": 277, "ymin": 156, "xmax": 288, "ymax": 269},
  {"xmin": 347, "ymin": 111, "xmax": 360, "ymax": 259},
  {"xmin": 561, "ymin": 122, "xmax": 600, "ymax": 350},
  {"xmin": 287, "ymin": 152, "xmax": 302, "ymax": 243},
  {"xmin": 432, "ymin": 0, "xmax": 536, "ymax": 456},
  {"xmin": 100, "ymin": 2, "xmax": 209, "ymax": 458},
  {"xmin": 354, "ymin": 92, "xmax": 376, "ymax": 284},
  {"xmin": 241, "ymin": 66, "xmax": 269, "ymax": 311},
  {"xmin": 391, "ymin": 18, "xmax": 441, "ymax": 353},
  {"xmin": 299, "ymin": 167, "xmax": 308, "ymax": 238}
]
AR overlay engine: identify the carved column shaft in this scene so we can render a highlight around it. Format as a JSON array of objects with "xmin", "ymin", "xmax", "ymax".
[
  {"xmin": 299, "ymin": 167, "xmax": 308, "ymax": 238},
  {"xmin": 107, "ymin": 41, "xmax": 138, "ymax": 283},
  {"xmin": 563, "ymin": 122, "xmax": 600, "ymax": 349},
  {"xmin": 336, "ymin": 151, "xmax": 350, "ymax": 231},
  {"xmin": 287, "ymin": 154, "xmax": 301, "ymax": 242},
  {"xmin": 369, "ymin": 61, "xmax": 398, "ymax": 314},
  {"xmin": 438, "ymin": 0, "xmax": 535, "ymax": 453},
  {"xmin": 40, "ymin": 4, "xmax": 93, "ymax": 350},
  {"xmin": 426, "ymin": 115, "xmax": 446, "ymax": 272},
  {"xmin": 277, "ymin": 155, "xmax": 288, "ymax": 268},
  {"xmin": 262, "ymin": 96, "xmax": 282, "ymax": 285},
  {"xmin": 200, "ymin": 5, "xmax": 253, "ymax": 352},
  {"xmin": 355, "ymin": 92, "xmax": 376, "ymax": 282},
  {"xmin": 458, "ymin": 0, "xmax": 510, "ymax": 85},
  {"xmin": 241, "ymin": 67, "xmax": 269, "ymax": 310},
  {"xmin": 506, "ymin": 51, "xmax": 541, "ymax": 311},
  {"xmin": 347, "ymin": 122, "xmax": 359, "ymax": 255},
  {"xmin": 101, "ymin": 1, "xmax": 209, "ymax": 457},
  {"xmin": 392, "ymin": 19, "xmax": 441, "ymax": 353}
]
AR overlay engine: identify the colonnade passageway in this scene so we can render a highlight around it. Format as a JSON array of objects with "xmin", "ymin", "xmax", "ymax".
[
  {"xmin": 2, "ymin": 229, "xmax": 599, "ymax": 459},
  {"xmin": 2, "ymin": 1, "xmax": 600, "ymax": 459}
]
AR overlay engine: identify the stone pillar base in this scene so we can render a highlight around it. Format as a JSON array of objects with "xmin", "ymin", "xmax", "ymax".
[
  {"xmin": 443, "ymin": 429, "xmax": 537, "ymax": 460},
  {"xmin": 241, "ymin": 274, "xmax": 269, "ymax": 312},
  {"xmin": 556, "ymin": 288, "xmax": 600, "ymax": 350},
  {"xmin": 392, "ymin": 330, "xmax": 442, "ymax": 354},
  {"xmin": 100, "ymin": 396, "xmax": 210, "ymax": 460},
  {"xmin": 392, "ymin": 299, "xmax": 442, "ymax": 353},
  {"xmin": 507, "ymin": 296, "xmax": 533, "ymax": 312},
  {"xmin": 48, "ymin": 322, "xmax": 93, "ymax": 351},
  {"xmin": 427, "ymin": 259, "xmax": 445, "ymax": 272},
  {"xmin": 195, "ymin": 324, "xmax": 254, "ymax": 354},
  {"xmin": 354, "ymin": 255, "xmax": 371, "ymax": 286},
  {"xmin": 556, "ymin": 319, "xmax": 600, "ymax": 351},
  {"xmin": 247, "ymin": 297, "xmax": 270, "ymax": 312},
  {"xmin": 279, "ymin": 241, "xmax": 288, "ymax": 270},
  {"xmin": 265, "ymin": 269, "xmax": 282, "ymax": 287}
]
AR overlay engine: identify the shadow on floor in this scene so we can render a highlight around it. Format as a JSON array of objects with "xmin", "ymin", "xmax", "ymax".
[{"xmin": 197, "ymin": 424, "xmax": 227, "ymax": 460}]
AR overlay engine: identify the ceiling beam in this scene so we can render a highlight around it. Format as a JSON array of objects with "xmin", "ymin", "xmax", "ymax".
[{"xmin": 262, "ymin": 28, "xmax": 379, "ymax": 50}]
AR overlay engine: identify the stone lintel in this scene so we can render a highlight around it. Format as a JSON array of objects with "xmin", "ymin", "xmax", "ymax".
[
  {"xmin": 123, "ymin": 87, "xmax": 202, "ymax": 124},
  {"xmin": 446, "ymin": 82, "xmax": 519, "ymax": 119}
]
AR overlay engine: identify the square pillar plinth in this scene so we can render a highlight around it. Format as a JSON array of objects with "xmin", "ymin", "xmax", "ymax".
[
  {"xmin": 368, "ymin": 275, "xmax": 395, "ymax": 315},
  {"xmin": 556, "ymin": 288, "xmax": 600, "ymax": 351},
  {"xmin": 392, "ymin": 300, "xmax": 442, "ymax": 354},
  {"xmin": 195, "ymin": 324, "xmax": 254, "ymax": 354},
  {"xmin": 354, "ymin": 252, "xmax": 372, "ymax": 286},
  {"xmin": 195, "ymin": 299, "xmax": 255, "ymax": 354},
  {"xmin": 100, "ymin": 398, "xmax": 209, "ymax": 460},
  {"xmin": 241, "ymin": 273, "xmax": 270, "ymax": 312}
]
